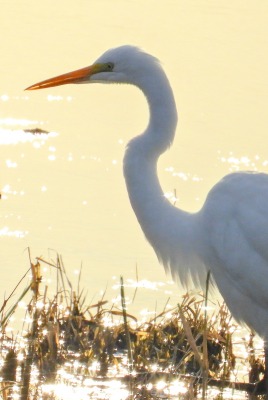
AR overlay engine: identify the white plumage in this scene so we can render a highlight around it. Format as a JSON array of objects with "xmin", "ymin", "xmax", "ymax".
[{"xmin": 26, "ymin": 45, "xmax": 268, "ymax": 392}]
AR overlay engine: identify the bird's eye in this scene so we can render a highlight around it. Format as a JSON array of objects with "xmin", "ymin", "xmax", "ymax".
[{"xmin": 106, "ymin": 62, "xmax": 114, "ymax": 71}]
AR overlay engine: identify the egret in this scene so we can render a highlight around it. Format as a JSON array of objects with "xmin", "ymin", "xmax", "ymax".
[{"xmin": 26, "ymin": 45, "xmax": 268, "ymax": 394}]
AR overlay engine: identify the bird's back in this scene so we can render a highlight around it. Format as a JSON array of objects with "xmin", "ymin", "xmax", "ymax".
[{"xmin": 199, "ymin": 171, "xmax": 268, "ymax": 338}]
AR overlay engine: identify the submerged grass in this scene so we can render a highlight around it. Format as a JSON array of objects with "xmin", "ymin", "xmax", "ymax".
[{"xmin": 0, "ymin": 251, "xmax": 265, "ymax": 399}]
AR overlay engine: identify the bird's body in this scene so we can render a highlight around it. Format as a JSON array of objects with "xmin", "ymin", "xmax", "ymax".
[
  {"xmin": 124, "ymin": 78, "xmax": 268, "ymax": 339},
  {"xmin": 26, "ymin": 45, "xmax": 268, "ymax": 392},
  {"xmin": 201, "ymin": 172, "xmax": 268, "ymax": 338}
]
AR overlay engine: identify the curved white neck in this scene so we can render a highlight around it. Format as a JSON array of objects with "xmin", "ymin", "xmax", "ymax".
[
  {"xmin": 123, "ymin": 63, "xmax": 205, "ymax": 286},
  {"xmin": 138, "ymin": 63, "xmax": 178, "ymax": 155},
  {"xmin": 123, "ymin": 63, "xmax": 177, "ymax": 217},
  {"xmin": 125, "ymin": 66, "xmax": 185, "ymax": 246}
]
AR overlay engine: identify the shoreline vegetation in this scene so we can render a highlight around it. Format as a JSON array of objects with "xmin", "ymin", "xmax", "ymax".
[{"xmin": 0, "ymin": 250, "xmax": 265, "ymax": 399}]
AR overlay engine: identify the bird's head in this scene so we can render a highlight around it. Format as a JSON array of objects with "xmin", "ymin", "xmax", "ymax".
[{"xmin": 25, "ymin": 45, "xmax": 159, "ymax": 90}]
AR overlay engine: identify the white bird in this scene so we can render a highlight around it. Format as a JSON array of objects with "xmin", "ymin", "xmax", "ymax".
[{"xmin": 26, "ymin": 45, "xmax": 268, "ymax": 394}]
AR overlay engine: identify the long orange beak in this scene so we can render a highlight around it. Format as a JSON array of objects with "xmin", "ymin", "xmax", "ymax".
[{"xmin": 25, "ymin": 64, "xmax": 102, "ymax": 90}]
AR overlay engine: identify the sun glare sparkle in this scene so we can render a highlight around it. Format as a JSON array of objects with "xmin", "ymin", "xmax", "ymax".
[
  {"xmin": 47, "ymin": 94, "xmax": 63, "ymax": 101},
  {"xmin": 151, "ymin": 364, "xmax": 158, "ymax": 372},
  {"xmin": 156, "ymin": 380, "xmax": 166, "ymax": 391},
  {"xmin": 0, "ymin": 120, "xmax": 57, "ymax": 145},
  {"xmin": 164, "ymin": 191, "xmax": 178, "ymax": 203},
  {"xmin": 67, "ymin": 153, "xmax": 73, "ymax": 161},
  {"xmin": 36, "ymin": 301, "xmax": 44, "ymax": 309},
  {"xmin": 0, "ymin": 94, "xmax": 9, "ymax": 102},
  {"xmin": 0, "ymin": 227, "xmax": 28, "ymax": 238},
  {"xmin": 218, "ymin": 152, "xmax": 267, "ymax": 172},
  {"xmin": 168, "ymin": 380, "xmax": 188, "ymax": 395},
  {"xmin": 32, "ymin": 141, "xmax": 41, "ymax": 148},
  {"xmin": 6, "ymin": 159, "xmax": 18, "ymax": 168},
  {"xmin": 0, "ymin": 117, "xmax": 39, "ymax": 126},
  {"xmin": 24, "ymin": 316, "xmax": 33, "ymax": 324}
]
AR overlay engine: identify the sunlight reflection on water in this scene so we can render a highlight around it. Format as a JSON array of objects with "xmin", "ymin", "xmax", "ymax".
[
  {"xmin": 0, "ymin": 116, "xmax": 58, "ymax": 145},
  {"xmin": 0, "ymin": 226, "xmax": 27, "ymax": 238},
  {"xmin": 1, "ymin": 261, "xmax": 262, "ymax": 400},
  {"xmin": 42, "ymin": 380, "xmax": 129, "ymax": 400},
  {"xmin": 0, "ymin": 98, "xmax": 266, "ymax": 400},
  {"xmin": 0, "ymin": 127, "xmax": 57, "ymax": 145},
  {"xmin": 218, "ymin": 150, "xmax": 268, "ymax": 172}
]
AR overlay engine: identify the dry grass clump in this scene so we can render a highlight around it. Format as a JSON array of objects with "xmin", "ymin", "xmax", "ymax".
[{"xmin": 0, "ymin": 250, "xmax": 264, "ymax": 399}]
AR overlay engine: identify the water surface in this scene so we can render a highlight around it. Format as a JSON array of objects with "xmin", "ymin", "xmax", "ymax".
[{"xmin": 1, "ymin": 1, "xmax": 268, "ymax": 327}]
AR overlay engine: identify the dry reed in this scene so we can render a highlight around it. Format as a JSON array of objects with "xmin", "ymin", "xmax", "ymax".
[{"xmin": 0, "ymin": 251, "xmax": 264, "ymax": 399}]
